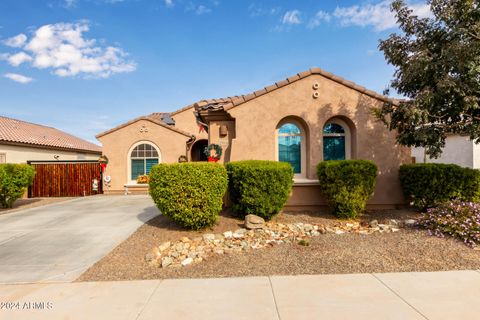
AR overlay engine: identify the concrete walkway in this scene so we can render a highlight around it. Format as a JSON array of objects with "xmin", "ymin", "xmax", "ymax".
[
  {"xmin": 0, "ymin": 195, "xmax": 159, "ymax": 284},
  {"xmin": 1, "ymin": 270, "xmax": 479, "ymax": 319}
]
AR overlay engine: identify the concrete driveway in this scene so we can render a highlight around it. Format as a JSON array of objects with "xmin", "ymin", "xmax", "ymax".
[{"xmin": 0, "ymin": 195, "xmax": 159, "ymax": 284}]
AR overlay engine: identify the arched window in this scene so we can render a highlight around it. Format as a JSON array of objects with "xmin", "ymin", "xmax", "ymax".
[
  {"xmin": 130, "ymin": 143, "xmax": 159, "ymax": 180},
  {"xmin": 323, "ymin": 121, "xmax": 348, "ymax": 160},
  {"xmin": 278, "ymin": 123, "xmax": 303, "ymax": 174}
]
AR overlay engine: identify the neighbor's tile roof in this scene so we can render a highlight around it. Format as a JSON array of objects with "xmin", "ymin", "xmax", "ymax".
[
  {"xmin": 194, "ymin": 67, "xmax": 403, "ymax": 113},
  {"xmin": 0, "ymin": 116, "xmax": 102, "ymax": 153}
]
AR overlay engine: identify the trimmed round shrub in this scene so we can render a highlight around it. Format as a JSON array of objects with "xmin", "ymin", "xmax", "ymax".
[
  {"xmin": 399, "ymin": 163, "xmax": 480, "ymax": 210},
  {"xmin": 149, "ymin": 163, "xmax": 228, "ymax": 230},
  {"xmin": 226, "ymin": 160, "xmax": 294, "ymax": 220},
  {"xmin": 0, "ymin": 164, "xmax": 35, "ymax": 208},
  {"xmin": 419, "ymin": 201, "xmax": 480, "ymax": 247},
  {"xmin": 317, "ymin": 160, "xmax": 377, "ymax": 219}
]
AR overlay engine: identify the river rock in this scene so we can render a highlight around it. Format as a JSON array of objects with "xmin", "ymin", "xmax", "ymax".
[
  {"xmin": 161, "ymin": 257, "xmax": 173, "ymax": 268},
  {"xmin": 405, "ymin": 219, "xmax": 416, "ymax": 227},
  {"xmin": 158, "ymin": 241, "xmax": 171, "ymax": 252},
  {"xmin": 245, "ymin": 214, "xmax": 265, "ymax": 229},
  {"xmin": 203, "ymin": 233, "xmax": 215, "ymax": 242},
  {"xmin": 181, "ymin": 257, "xmax": 193, "ymax": 266}
]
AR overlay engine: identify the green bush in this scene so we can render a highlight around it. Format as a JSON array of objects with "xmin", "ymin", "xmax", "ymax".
[
  {"xmin": 399, "ymin": 163, "xmax": 480, "ymax": 209},
  {"xmin": 148, "ymin": 162, "xmax": 227, "ymax": 230},
  {"xmin": 317, "ymin": 160, "xmax": 377, "ymax": 219},
  {"xmin": 226, "ymin": 160, "xmax": 294, "ymax": 220},
  {"xmin": 0, "ymin": 164, "xmax": 35, "ymax": 208}
]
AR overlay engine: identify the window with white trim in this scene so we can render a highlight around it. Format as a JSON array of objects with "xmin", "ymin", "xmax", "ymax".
[{"xmin": 130, "ymin": 143, "xmax": 159, "ymax": 180}]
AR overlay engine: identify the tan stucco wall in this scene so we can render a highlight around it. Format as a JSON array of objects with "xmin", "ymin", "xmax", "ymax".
[
  {"xmin": 0, "ymin": 144, "xmax": 99, "ymax": 163},
  {"xmin": 209, "ymin": 74, "xmax": 411, "ymax": 206},
  {"xmin": 97, "ymin": 119, "xmax": 191, "ymax": 193},
  {"xmin": 171, "ymin": 107, "xmax": 208, "ymax": 140}
]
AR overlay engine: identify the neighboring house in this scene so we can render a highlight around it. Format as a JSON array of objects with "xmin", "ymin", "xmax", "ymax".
[
  {"xmin": 97, "ymin": 67, "xmax": 411, "ymax": 209},
  {"xmin": 412, "ymin": 135, "xmax": 480, "ymax": 168},
  {"xmin": 0, "ymin": 115, "xmax": 102, "ymax": 163}
]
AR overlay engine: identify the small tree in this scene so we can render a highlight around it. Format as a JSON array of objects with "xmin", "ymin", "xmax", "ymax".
[
  {"xmin": 0, "ymin": 164, "xmax": 35, "ymax": 208},
  {"xmin": 377, "ymin": 0, "xmax": 480, "ymax": 158}
]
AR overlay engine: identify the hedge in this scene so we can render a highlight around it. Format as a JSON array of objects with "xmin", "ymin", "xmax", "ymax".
[
  {"xmin": 149, "ymin": 163, "xmax": 228, "ymax": 230},
  {"xmin": 399, "ymin": 163, "xmax": 480, "ymax": 209},
  {"xmin": 0, "ymin": 164, "xmax": 35, "ymax": 208},
  {"xmin": 226, "ymin": 160, "xmax": 294, "ymax": 220},
  {"xmin": 317, "ymin": 160, "xmax": 377, "ymax": 219}
]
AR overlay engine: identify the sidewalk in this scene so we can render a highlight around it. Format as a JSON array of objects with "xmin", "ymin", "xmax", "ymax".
[{"xmin": 1, "ymin": 270, "xmax": 479, "ymax": 320}]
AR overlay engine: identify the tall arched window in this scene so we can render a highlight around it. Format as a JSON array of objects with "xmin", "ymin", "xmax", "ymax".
[
  {"xmin": 323, "ymin": 121, "xmax": 348, "ymax": 160},
  {"xmin": 278, "ymin": 123, "xmax": 303, "ymax": 174},
  {"xmin": 130, "ymin": 143, "xmax": 159, "ymax": 180}
]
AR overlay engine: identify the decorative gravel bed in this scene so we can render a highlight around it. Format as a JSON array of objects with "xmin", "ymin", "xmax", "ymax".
[{"xmin": 77, "ymin": 209, "xmax": 480, "ymax": 282}]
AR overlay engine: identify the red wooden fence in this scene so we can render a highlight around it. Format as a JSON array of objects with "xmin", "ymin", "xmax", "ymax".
[{"xmin": 28, "ymin": 161, "xmax": 103, "ymax": 197}]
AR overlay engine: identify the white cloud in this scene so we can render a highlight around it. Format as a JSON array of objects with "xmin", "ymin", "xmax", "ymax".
[
  {"xmin": 195, "ymin": 5, "xmax": 211, "ymax": 15},
  {"xmin": 282, "ymin": 10, "xmax": 302, "ymax": 25},
  {"xmin": 333, "ymin": 1, "xmax": 431, "ymax": 31},
  {"xmin": 3, "ymin": 34, "xmax": 27, "ymax": 47},
  {"xmin": 186, "ymin": 3, "xmax": 212, "ymax": 15},
  {"xmin": 307, "ymin": 10, "xmax": 331, "ymax": 29},
  {"xmin": 7, "ymin": 52, "xmax": 32, "ymax": 66},
  {"xmin": 4, "ymin": 73, "xmax": 33, "ymax": 84},
  {"xmin": 164, "ymin": 0, "xmax": 174, "ymax": 8},
  {"xmin": 2, "ymin": 22, "xmax": 136, "ymax": 79},
  {"xmin": 248, "ymin": 4, "xmax": 281, "ymax": 18},
  {"xmin": 63, "ymin": 0, "xmax": 77, "ymax": 8}
]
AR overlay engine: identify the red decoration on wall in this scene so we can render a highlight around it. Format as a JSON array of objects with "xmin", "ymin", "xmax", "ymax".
[
  {"xmin": 208, "ymin": 156, "xmax": 219, "ymax": 163},
  {"xmin": 100, "ymin": 163, "xmax": 107, "ymax": 172}
]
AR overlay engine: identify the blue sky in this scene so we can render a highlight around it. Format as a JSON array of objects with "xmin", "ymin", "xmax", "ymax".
[{"xmin": 0, "ymin": 0, "xmax": 430, "ymax": 144}]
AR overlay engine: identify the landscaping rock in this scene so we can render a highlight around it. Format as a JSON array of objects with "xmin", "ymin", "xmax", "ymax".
[
  {"xmin": 148, "ymin": 218, "xmax": 411, "ymax": 269},
  {"xmin": 203, "ymin": 234, "xmax": 215, "ymax": 242},
  {"xmin": 405, "ymin": 219, "xmax": 416, "ymax": 227},
  {"xmin": 145, "ymin": 253, "xmax": 155, "ymax": 262},
  {"xmin": 181, "ymin": 257, "xmax": 193, "ymax": 266},
  {"xmin": 158, "ymin": 241, "xmax": 171, "ymax": 252},
  {"xmin": 161, "ymin": 257, "xmax": 173, "ymax": 268},
  {"xmin": 245, "ymin": 214, "xmax": 265, "ymax": 229},
  {"xmin": 233, "ymin": 228, "xmax": 247, "ymax": 238},
  {"xmin": 388, "ymin": 219, "xmax": 398, "ymax": 227}
]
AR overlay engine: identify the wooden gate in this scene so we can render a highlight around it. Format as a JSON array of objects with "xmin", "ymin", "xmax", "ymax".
[{"xmin": 28, "ymin": 161, "xmax": 103, "ymax": 197}]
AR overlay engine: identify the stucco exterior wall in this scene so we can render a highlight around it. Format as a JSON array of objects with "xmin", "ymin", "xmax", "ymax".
[
  {"xmin": 473, "ymin": 141, "xmax": 480, "ymax": 169},
  {"xmin": 0, "ymin": 144, "xmax": 99, "ymax": 163},
  {"xmin": 412, "ymin": 135, "xmax": 475, "ymax": 168},
  {"xmin": 97, "ymin": 119, "xmax": 191, "ymax": 193},
  {"xmin": 172, "ymin": 107, "xmax": 208, "ymax": 141},
  {"xmin": 208, "ymin": 74, "xmax": 411, "ymax": 206}
]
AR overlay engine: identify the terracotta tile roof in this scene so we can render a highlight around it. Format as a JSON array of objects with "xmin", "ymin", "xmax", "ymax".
[
  {"xmin": 0, "ymin": 116, "xmax": 102, "ymax": 154},
  {"xmin": 98, "ymin": 67, "xmax": 403, "ymax": 139},
  {"xmin": 194, "ymin": 67, "xmax": 403, "ymax": 113},
  {"xmin": 95, "ymin": 113, "xmax": 193, "ymax": 139}
]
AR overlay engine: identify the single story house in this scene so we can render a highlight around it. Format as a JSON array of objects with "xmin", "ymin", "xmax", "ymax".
[
  {"xmin": 412, "ymin": 135, "xmax": 480, "ymax": 168},
  {"xmin": 97, "ymin": 67, "xmax": 411, "ymax": 209},
  {"xmin": 0, "ymin": 115, "xmax": 102, "ymax": 163}
]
